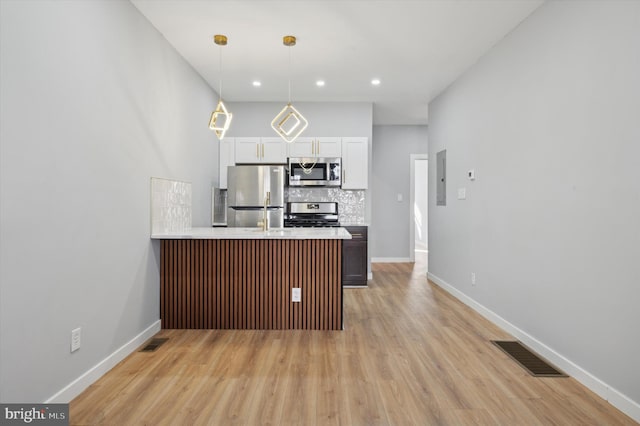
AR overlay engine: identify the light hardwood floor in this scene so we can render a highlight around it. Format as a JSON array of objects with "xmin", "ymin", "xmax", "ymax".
[{"xmin": 70, "ymin": 256, "xmax": 636, "ymax": 425}]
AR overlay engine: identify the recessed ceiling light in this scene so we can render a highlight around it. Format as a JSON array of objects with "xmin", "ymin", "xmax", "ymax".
[
  {"xmin": 371, "ymin": 78, "xmax": 381, "ymax": 86},
  {"xmin": 252, "ymin": 81, "xmax": 261, "ymax": 87},
  {"xmin": 316, "ymin": 80, "xmax": 325, "ymax": 87}
]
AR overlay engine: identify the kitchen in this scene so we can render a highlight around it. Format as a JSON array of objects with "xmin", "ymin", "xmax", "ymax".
[
  {"xmin": 154, "ymin": 134, "xmax": 368, "ymax": 330},
  {"xmin": 1, "ymin": 0, "xmax": 639, "ymax": 424}
]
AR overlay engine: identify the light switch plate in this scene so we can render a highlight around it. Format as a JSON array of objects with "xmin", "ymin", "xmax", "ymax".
[
  {"xmin": 468, "ymin": 169, "xmax": 476, "ymax": 180},
  {"xmin": 457, "ymin": 188, "xmax": 466, "ymax": 200},
  {"xmin": 71, "ymin": 327, "xmax": 81, "ymax": 352}
]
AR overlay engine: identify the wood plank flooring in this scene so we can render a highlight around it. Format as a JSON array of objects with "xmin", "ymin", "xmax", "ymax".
[{"xmin": 70, "ymin": 256, "xmax": 636, "ymax": 425}]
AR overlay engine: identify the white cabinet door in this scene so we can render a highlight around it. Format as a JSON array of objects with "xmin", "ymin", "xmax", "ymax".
[
  {"xmin": 342, "ymin": 137, "xmax": 368, "ymax": 189},
  {"xmin": 316, "ymin": 137, "xmax": 341, "ymax": 157},
  {"xmin": 235, "ymin": 137, "xmax": 262, "ymax": 164},
  {"xmin": 287, "ymin": 137, "xmax": 314, "ymax": 157},
  {"xmin": 287, "ymin": 137, "xmax": 341, "ymax": 158},
  {"xmin": 218, "ymin": 137, "xmax": 235, "ymax": 189},
  {"xmin": 235, "ymin": 137, "xmax": 287, "ymax": 164},
  {"xmin": 260, "ymin": 137, "xmax": 288, "ymax": 164}
]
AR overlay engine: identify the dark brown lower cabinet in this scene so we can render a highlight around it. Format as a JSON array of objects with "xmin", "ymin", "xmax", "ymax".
[{"xmin": 342, "ymin": 226, "xmax": 368, "ymax": 286}]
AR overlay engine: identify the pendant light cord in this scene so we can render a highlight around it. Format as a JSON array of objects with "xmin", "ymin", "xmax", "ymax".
[
  {"xmin": 287, "ymin": 40, "xmax": 313, "ymax": 170},
  {"xmin": 219, "ymin": 45, "xmax": 223, "ymax": 100},
  {"xmin": 288, "ymin": 45, "xmax": 292, "ymax": 104}
]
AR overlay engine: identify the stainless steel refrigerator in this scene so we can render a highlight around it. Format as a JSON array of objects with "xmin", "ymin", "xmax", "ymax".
[{"xmin": 227, "ymin": 165, "xmax": 285, "ymax": 228}]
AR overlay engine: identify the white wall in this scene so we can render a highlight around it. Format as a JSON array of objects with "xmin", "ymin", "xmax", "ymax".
[
  {"xmin": 0, "ymin": 0, "xmax": 218, "ymax": 402},
  {"xmin": 371, "ymin": 125, "xmax": 428, "ymax": 260},
  {"xmin": 226, "ymin": 101, "xmax": 372, "ymax": 138},
  {"xmin": 428, "ymin": 0, "xmax": 640, "ymax": 417}
]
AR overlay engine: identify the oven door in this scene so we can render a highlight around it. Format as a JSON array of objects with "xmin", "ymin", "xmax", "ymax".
[{"xmin": 288, "ymin": 157, "xmax": 341, "ymax": 187}]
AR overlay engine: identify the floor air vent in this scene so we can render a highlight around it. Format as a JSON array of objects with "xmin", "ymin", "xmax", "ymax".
[
  {"xmin": 139, "ymin": 337, "xmax": 169, "ymax": 352},
  {"xmin": 491, "ymin": 341, "xmax": 567, "ymax": 377}
]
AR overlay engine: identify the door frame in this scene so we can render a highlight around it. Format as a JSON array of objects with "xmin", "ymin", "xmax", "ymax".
[{"xmin": 409, "ymin": 154, "xmax": 429, "ymax": 262}]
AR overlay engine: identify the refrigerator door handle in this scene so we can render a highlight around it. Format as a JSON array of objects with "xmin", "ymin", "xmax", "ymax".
[
  {"xmin": 229, "ymin": 206, "xmax": 262, "ymax": 210},
  {"xmin": 229, "ymin": 206, "xmax": 282, "ymax": 210}
]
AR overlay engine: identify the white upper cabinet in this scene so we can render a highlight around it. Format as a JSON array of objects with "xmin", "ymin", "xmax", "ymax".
[
  {"xmin": 287, "ymin": 137, "xmax": 314, "ymax": 158},
  {"xmin": 287, "ymin": 137, "xmax": 341, "ymax": 158},
  {"xmin": 341, "ymin": 137, "xmax": 368, "ymax": 189},
  {"xmin": 226, "ymin": 136, "xmax": 368, "ymax": 190},
  {"xmin": 260, "ymin": 138, "xmax": 288, "ymax": 164},
  {"xmin": 234, "ymin": 137, "xmax": 262, "ymax": 164},
  {"xmin": 316, "ymin": 137, "xmax": 342, "ymax": 157},
  {"xmin": 218, "ymin": 137, "xmax": 235, "ymax": 189},
  {"xmin": 235, "ymin": 137, "xmax": 287, "ymax": 164}
]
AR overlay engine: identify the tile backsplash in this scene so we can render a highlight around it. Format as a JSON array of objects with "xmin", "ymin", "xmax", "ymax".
[
  {"xmin": 285, "ymin": 188, "xmax": 366, "ymax": 224},
  {"xmin": 151, "ymin": 177, "xmax": 192, "ymax": 234}
]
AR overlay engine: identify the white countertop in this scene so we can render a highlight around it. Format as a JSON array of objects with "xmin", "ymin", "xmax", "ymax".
[
  {"xmin": 340, "ymin": 222, "xmax": 369, "ymax": 227},
  {"xmin": 151, "ymin": 227, "xmax": 353, "ymax": 240}
]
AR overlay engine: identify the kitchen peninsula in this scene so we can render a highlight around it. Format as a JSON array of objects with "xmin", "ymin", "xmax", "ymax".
[{"xmin": 151, "ymin": 227, "xmax": 351, "ymax": 331}]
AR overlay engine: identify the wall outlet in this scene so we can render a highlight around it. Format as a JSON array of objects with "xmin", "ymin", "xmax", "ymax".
[
  {"xmin": 292, "ymin": 288, "xmax": 301, "ymax": 302},
  {"xmin": 71, "ymin": 327, "xmax": 81, "ymax": 352},
  {"xmin": 471, "ymin": 273, "xmax": 476, "ymax": 286}
]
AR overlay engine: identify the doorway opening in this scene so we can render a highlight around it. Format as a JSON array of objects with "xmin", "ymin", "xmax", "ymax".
[{"xmin": 409, "ymin": 155, "xmax": 428, "ymax": 263}]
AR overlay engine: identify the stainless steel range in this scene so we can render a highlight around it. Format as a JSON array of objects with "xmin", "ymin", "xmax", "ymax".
[{"xmin": 284, "ymin": 202, "xmax": 340, "ymax": 227}]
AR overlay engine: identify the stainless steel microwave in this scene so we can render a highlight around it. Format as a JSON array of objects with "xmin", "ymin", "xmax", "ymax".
[{"xmin": 287, "ymin": 157, "xmax": 341, "ymax": 187}]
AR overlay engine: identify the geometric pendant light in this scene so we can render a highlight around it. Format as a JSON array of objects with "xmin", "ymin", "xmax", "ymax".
[
  {"xmin": 209, "ymin": 34, "xmax": 233, "ymax": 140},
  {"xmin": 271, "ymin": 35, "xmax": 308, "ymax": 143}
]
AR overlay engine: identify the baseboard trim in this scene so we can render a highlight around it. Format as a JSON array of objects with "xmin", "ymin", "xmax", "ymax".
[
  {"xmin": 426, "ymin": 272, "xmax": 640, "ymax": 423},
  {"xmin": 371, "ymin": 257, "xmax": 412, "ymax": 263},
  {"xmin": 45, "ymin": 320, "xmax": 162, "ymax": 403}
]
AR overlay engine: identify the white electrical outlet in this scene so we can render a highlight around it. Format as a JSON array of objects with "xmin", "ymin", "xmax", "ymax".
[
  {"xmin": 471, "ymin": 273, "xmax": 476, "ymax": 286},
  {"xmin": 292, "ymin": 288, "xmax": 301, "ymax": 302},
  {"xmin": 71, "ymin": 327, "xmax": 81, "ymax": 352}
]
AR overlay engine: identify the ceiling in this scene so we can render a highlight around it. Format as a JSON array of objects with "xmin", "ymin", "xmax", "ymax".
[{"xmin": 131, "ymin": 0, "xmax": 543, "ymax": 125}]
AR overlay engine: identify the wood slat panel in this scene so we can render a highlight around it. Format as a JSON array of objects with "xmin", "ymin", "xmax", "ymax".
[{"xmin": 160, "ymin": 239, "xmax": 342, "ymax": 330}]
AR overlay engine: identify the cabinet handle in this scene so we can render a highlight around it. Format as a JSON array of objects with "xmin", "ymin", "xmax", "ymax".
[
  {"xmin": 261, "ymin": 143, "xmax": 264, "ymax": 158},
  {"xmin": 343, "ymin": 169, "xmax": 346, "ymax": 184},
  {"xmin": 256, "ymin": 144, "xmax": 259, "ymax": 158},
  {"xmin": 351, "ymin": 233, "xmax": 363, "ymax": 237},
  {"xmin": 316, "ymin": 140, "xmax": 320, "ymax": 155},
  {"xmin": 312, "ymin": 140, "xmax": 315, "ymax": 155}
]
